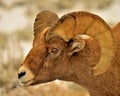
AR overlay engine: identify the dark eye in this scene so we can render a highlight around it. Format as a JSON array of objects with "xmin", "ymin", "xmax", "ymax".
[{"xmin": 50, "ymin": 48, "xmax": 59, "ymax": 54}]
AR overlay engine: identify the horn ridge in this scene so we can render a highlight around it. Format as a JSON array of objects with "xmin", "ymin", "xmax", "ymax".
[
  {"xmin": 46, "ymin": 14, "xmax": 76, "ymax": 42},
  {"xmin": 34, "ymin": 10, "xmax": 58, "ymax": 39}
]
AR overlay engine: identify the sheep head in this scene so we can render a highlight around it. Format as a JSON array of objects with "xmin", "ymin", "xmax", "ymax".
[{"xmin": 18, "ymin": 11, "xmax": 114, "ymax": 86}]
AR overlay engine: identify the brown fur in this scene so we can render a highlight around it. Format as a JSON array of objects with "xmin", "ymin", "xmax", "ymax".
[{"xmin": 18, "ymin": 11, "xmax": 120, "ymax": 96}]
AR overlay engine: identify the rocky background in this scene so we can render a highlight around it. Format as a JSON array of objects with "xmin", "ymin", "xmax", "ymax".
[{"xmin": 0, "ymin": 0, "xmax": 120, "ymax": 96}]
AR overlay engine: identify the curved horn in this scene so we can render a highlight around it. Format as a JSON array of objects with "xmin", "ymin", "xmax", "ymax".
[
  {"xmin": 46, "ymin": 11, "xmax": 114, "ymax": 75},
  {"xmin": 34, "ymin": 10, "xmax": 58, "ymax": 39}
]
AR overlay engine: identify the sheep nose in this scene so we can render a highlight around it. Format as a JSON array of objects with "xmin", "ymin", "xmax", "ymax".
[
  {"xmin": 18, "ymin": 66, "xmax": 34, "ymax": 83},
  {"xmin": 18, "ymin": 71, "xmax": 26, "ymax": 79}
]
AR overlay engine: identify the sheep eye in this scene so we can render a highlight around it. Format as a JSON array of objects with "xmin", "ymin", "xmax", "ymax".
[{"xmin": 51, "ymin": 48, "xmax": 59, "ymax": 54}]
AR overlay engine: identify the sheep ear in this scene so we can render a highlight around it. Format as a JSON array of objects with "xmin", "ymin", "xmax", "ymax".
[
  {"xmin": 68, "ymin": 36, "xmax": 86, "ymax": 55},
  {"xmin": 34, "ymin": 11, "xmax": 58, "ymax": 40}
]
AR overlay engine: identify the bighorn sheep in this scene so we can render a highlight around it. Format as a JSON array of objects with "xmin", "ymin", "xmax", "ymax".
[{"xmin": 18, "ymin": 11, "xmax": 120, "ymax": 96}]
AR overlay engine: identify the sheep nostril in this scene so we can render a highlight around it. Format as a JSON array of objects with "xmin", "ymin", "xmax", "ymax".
[{"xmin": 18, "ymin": 71, "xmax": 26, "ymax": 79}]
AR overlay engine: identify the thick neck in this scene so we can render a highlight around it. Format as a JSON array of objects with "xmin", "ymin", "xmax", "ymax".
[
  {"xmin": 71, "ymin": 65, "xmax": 118, "ymax": 96},
  {"xmin": 62, "ymin": 39, "xmax": 118, "ymax": 96}
]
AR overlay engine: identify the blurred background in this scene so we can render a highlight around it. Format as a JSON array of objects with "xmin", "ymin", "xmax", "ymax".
[{"xmin": 0, "ymin": 0, "xmax": 120, "ymax": 96}]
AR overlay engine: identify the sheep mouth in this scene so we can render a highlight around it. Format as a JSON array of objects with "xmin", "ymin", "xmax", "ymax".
[{"xmin": 20, "ymin": 79, "xmax": 34, "ymax": 86}]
